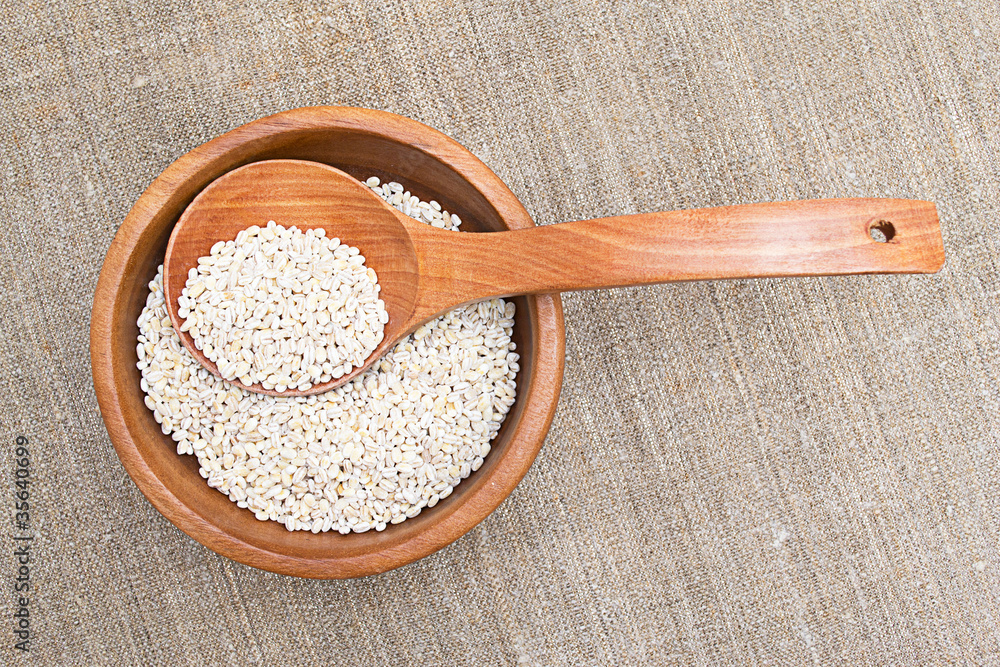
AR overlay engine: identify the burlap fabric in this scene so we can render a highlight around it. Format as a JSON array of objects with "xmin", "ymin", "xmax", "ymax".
[{"xmin": 2, "ymin": 0, "xmax": 998, "ymax": 664}]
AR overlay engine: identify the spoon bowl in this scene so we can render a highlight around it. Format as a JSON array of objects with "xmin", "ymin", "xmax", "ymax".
[{"xmin": 164, "ymin": 160, "xmax": 423, "ymax": 395}]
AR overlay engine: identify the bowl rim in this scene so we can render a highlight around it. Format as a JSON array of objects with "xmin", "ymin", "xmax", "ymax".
[{"xmin": 90, "ymin": 106, "xmax": 566, "ymax": 578}]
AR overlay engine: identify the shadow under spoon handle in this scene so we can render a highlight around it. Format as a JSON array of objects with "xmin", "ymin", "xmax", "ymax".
[{"xmin": 410, "ymin": 197, "xmax": 944, "ymax": 314}]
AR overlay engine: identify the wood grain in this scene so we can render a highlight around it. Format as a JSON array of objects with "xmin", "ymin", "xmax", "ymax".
[
  {"xmin": 90, "ymin": 106, "xmax": 565, "ymax": 578},
  {"xmin": 410, "ymin": 197, "xmax": 943, "ymax": 311},
  {"xmin": 164, "ymin": 159, "xmax": 943, "ymax": 396}
]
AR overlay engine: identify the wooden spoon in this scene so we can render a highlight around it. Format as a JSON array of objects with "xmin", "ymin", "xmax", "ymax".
[{"xmin": 164, "ymin": 159, "xmax": 944, "ymax": 396}]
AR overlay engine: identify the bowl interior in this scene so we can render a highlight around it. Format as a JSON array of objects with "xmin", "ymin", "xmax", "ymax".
[{"xmin": 104, "ymin": 113, "xmax": 558, "ymax": 573}]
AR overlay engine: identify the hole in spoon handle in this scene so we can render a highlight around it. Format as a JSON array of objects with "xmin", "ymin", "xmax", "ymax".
[{"xmin": 869, "ymin": 219, "xmax": 896, "ymax": 243}]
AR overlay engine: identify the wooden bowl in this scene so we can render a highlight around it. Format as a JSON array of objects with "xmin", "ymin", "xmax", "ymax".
[{"xmin": 90, "ymin": 107, "xmax": 565, "ymax": 578}]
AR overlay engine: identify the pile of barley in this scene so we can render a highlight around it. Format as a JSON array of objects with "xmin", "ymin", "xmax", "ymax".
[
  {"xmin": 179, "ymin": 222, "xmax": 387, "ymax": 392},
  {"xmin": 136, "ymin": 179, "xmax": 518, "ymax": 533}
]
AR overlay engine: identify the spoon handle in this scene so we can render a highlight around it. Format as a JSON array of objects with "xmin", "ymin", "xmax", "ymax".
[{"xmin": 411, "ymin": 198, "xmax": 943, "ymax": 314}]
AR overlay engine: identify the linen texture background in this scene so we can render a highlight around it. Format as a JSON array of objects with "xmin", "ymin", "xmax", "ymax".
[{"xmin": 1, "ymin": 0, "xmax": 998, "ymax": 664}]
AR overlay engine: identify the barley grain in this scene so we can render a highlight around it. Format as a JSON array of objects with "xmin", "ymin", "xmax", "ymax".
[
  {"xmin": 137, "ymin": 178, "xmax": 517, "ymax": 532},
  {"xmin": 180, "ymin": 221, "xmax": 387, "ymax": 390}
]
